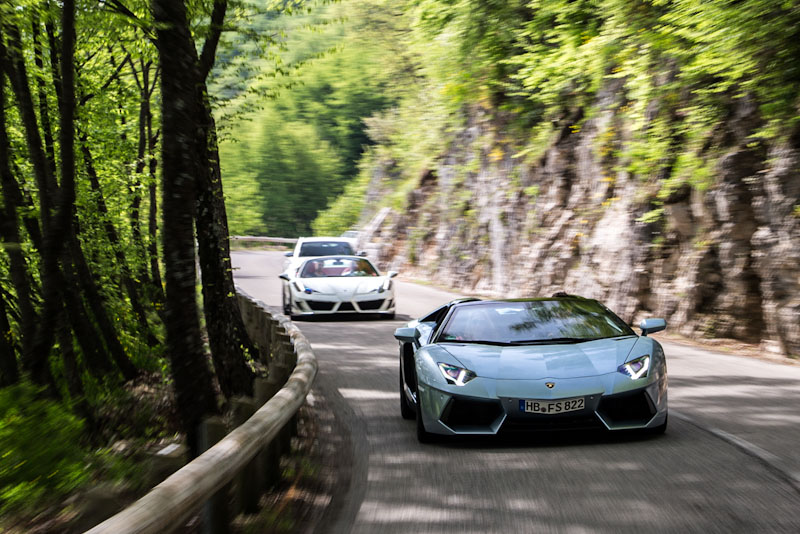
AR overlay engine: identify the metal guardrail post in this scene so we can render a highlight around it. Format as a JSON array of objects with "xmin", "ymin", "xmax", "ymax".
[
  {"xmin": 230, "ymin": 397, "xmax": 260, "ymax": 515},
  {"xmin": 263, "ymin": 436, "xmax": 282, "ymax": 489},
  {"xmin": 253, "ymin": 377, "xmax": 270, "ymax": 406},
  {"xmin": 199, "ymin": 417, "xmax": 229, "ymax": 534}
]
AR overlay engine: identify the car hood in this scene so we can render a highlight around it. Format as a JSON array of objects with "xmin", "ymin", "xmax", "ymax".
[
  {"xmin": 439, "ymin": 336, "xmax": 639, "ymax": 379},
  {"xmin": 300, "ymin": 277, "xmax": 385, "ymax": 296}
]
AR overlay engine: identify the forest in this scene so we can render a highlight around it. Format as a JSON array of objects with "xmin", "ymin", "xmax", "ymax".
[
  {"xmin": 0, "ymin": 0, "xmax": 306, "ymax": 527},
  {"xmin": 1, "ymin": 0, "xmax": 799, "ymax": 530}
]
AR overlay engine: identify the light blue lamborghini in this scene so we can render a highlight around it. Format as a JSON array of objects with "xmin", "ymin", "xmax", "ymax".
[{"xmin": 394, "ymin": 296, "xmax": 668, "ymax": 442}]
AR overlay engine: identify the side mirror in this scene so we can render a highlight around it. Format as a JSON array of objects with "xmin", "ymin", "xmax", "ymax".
[
  {"xmin": 639, "ymin": 318, "xmax": 666, "ymax": 336},
  {"xmin": 284, "ymin": 251, "xmax": 293, "ymax": 257},
  {"xmin": 357, "ymin": 250, "xmax": 368, "ymax": 257},
  {"xmin": 388, "ymin": 271, "xmax": 399, "ymax": 278},
  {"xmin": 278, "ymin": 273, "xmax": 290, "ymax": 281},
  {"xmin": 394, "ymin": 327, "xmax": 421, "ymax": 344}
]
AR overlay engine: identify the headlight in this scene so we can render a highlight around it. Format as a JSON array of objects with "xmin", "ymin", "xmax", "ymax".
[
  {"xmin": 362, "ymin": 285, "xmax": 383, "ymax": 294},
  {"xmin": 618, "ymin": 355, "xmax": 650, "ymax": 379},
  {"xmin": 361, "ymin": 280, "xmax": 392, "ymax": 294},
  {"xmin": 438, "ymin": 363, "xmax": 477, "ymax": 386},
  {"xmin": 293, "ymin": 281, "xmax": 318, "ymax": 294}
]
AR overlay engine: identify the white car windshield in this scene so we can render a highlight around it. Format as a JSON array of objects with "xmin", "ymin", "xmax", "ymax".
[
  {"xmin": 300, "ymin": 257, "xmax": 378, "ymax": 278},
  {"xmin": 437, "ymin": 300, "xmax": 634, "ymax": 344},
  {"xmin": 298, "ymin": 241, "xmax": 354, "ymax": 257}
]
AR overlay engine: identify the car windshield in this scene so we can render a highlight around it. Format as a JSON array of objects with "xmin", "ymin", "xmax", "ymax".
[
  {"xmin": 437, "ymin": 300, "xmax": 634, "ymax": 344},
  {"xmin": 298, "ymin": 241, "xmax": 354, "ymax": 257},
  {"xmin": 300, "ymin": 257, "xmax": 378, "ymax": 278}
]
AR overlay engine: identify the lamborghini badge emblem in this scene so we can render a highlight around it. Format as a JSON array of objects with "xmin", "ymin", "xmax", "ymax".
[{"xmin": 546, "ymin": 382, "xmax": 555, "ymax": 389}]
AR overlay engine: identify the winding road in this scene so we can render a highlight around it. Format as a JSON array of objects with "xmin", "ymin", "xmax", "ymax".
[{"xmin": 233, "ymin": 250, "xmax": 800, "ymax": 533}]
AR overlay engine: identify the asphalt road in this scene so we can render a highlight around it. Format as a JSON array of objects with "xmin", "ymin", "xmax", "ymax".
[{"xmin": 232, "ymin": 250, "xmax": 800, "ymax": 533}]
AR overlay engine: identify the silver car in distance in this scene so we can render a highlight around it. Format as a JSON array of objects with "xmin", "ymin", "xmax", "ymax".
[
  {"xmin": 394, "ymin": 296, "xmax": 668, "ymax": 443},
  {"xmin": 279, "ymin": 256, "xmax": 397, "ymax": 318}
]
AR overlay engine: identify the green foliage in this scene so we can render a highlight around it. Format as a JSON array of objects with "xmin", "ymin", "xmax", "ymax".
[
  {"xmin": 312, "ymin": 162, "xmax": 371, "ymax": 235},
  {"xmin": 637, "ymin": 207, "xmax": 665, "ymax": 225},
  {"xmin": 658, "ymin": 0, "xmax": 800, "ymax": 136},
  {"xmin": 220, "ymin": 107, "xmax": 344, "ymax": 236},
  {"xmin": 524, "ymin": 185, "xmax": 540, "ymax": 200},
  {"xmin": 220, "ymin": 0, "xmax": 410, "ymax": 237},
  {"xmin": 317, "ymin": 0, "xmax": 800, "ymax": 229},
  {"xmin": 408, "ymin": 0, "xmax": 530, "ymax": 105},
  {"xmin": 0, "ymin": 381, "xmax": 89, "ymax": 515}
]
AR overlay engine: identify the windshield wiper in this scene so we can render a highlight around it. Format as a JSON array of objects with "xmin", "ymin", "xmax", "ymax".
[
  {"xmin": 509, "ymin": 337, "xmax": 589, "ymax": 345},
  {"xmin": 439, "ymin": 339, "xmax": 510, "ymax": 346}
]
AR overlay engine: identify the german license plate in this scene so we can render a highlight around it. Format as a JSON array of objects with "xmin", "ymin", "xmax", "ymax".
[{"xmin": 519, "ymin": 397, "xmax": 585, "ymax": 414}]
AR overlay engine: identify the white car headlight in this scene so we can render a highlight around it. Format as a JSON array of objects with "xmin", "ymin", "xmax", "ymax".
[
  {"xmin": 618, "ymin": 355, "xmax": 650, "ymax": 379},
  {"xmin": 293, "ymin": 281, "xmax": 319, "ymax": 294},
  {"xmin": 361, "ymin": 285, "xmax": 382, "ymax": 294},
  {"xmin": 438, "ymin": 363, "xmax": 477, "ymax": 386},
  {"xmin": 361, "ymin": 280, "xmax": 390, "ymax": 294}
]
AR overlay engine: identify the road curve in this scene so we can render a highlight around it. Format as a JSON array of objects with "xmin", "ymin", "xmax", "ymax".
[{"xmin": 233, "ymin": 250, "xmax": 800, "ymax": 533}]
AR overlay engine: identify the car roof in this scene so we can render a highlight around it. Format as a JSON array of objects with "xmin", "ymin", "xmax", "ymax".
[
  {"xmin": 297, "ymin": 236, "xmax": 352, "ymax": 243},
  {"xmin": 299, "ymin": 255, "xmax": 374, "ymax": 265},
  {"xmin": 452, "ymin": 296, "xmax": 593, "ymax": 307}
]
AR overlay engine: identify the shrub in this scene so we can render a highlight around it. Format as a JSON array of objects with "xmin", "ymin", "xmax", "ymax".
[{"xmin": 0, "ymin": 381, "xmax": 90, "ymax": 515}]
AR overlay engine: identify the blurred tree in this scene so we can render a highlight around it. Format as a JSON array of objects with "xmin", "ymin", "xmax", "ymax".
[{"xmin": 220, "ymin": 0, "xmax": 412, "ymax": 237}]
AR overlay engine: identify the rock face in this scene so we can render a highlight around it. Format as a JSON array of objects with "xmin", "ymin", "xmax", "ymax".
[{"xmin": 360, "ymin": 96, "xmax": 800, "ymax": 358}]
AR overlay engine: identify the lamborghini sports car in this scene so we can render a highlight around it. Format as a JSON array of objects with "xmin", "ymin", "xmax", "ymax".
[
  {"xmin": 279, "ymin": 256, "xmax": 397, "ymax": 318},
  {"xmin": 394, "ymin": 296, "xmax": 668, "ymax": 442}
]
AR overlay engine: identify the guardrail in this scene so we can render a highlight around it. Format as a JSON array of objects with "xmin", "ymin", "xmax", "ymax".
[
  {"xmin": 86, "ymin": 287, "xmax": 316, "ymax": 534},
  {"xmin": 230, "ymin": 235, "xmax": 299, "ymax": 244}
]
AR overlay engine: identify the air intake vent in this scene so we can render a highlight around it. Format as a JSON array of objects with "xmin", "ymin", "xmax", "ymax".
[
  {"xmin": 597, "ymin": 390, "xmax": 656, "ymax": 428},
  {"xmin": 440, "ymin": 397, "xmax": 503, "ymax": 431},
  {"xmin": 358, "ymin": 299, "xmax": 385, "ymax": 310},
  {"xmin": 307, "ymin": 301, "xmax": 335, "ymax": 311}
]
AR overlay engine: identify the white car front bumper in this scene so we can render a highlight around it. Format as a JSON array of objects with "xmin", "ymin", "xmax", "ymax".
[{"xmin": 289, "ymin": 290, "xmax": 395, "ymax": 315}]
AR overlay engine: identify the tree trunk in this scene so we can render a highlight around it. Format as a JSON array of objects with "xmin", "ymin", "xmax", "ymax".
[
  {"xmin": 31, "ymin": 14, "xmax": 58, "ymax": 180},
  {"xmin": 2, "ymin": 22, "xmax": 59, "ymax": 387},
  {"xmin": 152, "ymin": 0, "xmax": 219, "ymax": 457},
  {"xmin": 147, "ymin": 109, "xmax": 165, "ymax": 308},
  {"xmin": 0, "ymin": 174, "xmax": 35, "ymax": 378},
  {"xmin": 196, "ymin": 99, "xmax": 256, "ymax": 397},
  {"xmin": 67, "ymin": 233, "xmax": 138, "ymax": 381},
  {"xmin": 0, "ymin": 48, "xmax": 37, "ymax": 373},
  {"xmin": 55, "ymin": 300, "xmax": 85, "ymax": 399},
  {"xmin": 81, "ymin": 138, "xmax": 157, "ymax": 346},
  {"xmin": 0, "ymin": 287, "xmax": 19, "ymax": 386},
  {"xmin": 194, "ymin": 0, "xmax": 257, "ymax": 397},
  {"xmin": 2, "ymin": 23, "xmax": 56, "ymax": 228},
  {"xmin": 130, "ymin": 73, "xmax": 149, "ymax": 283},
  {"xmin": 7, "ymin": 160, "xmax": 42, "ymax": 251},
  {"xmin": 58, "ymin": 245, "xmax": 118, "ymax": 379}
]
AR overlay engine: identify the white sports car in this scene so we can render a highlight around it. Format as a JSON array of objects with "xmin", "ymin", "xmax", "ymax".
[{"xmin": 279, "ymin": 256, "xmax": 397, "ymax": 318}]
